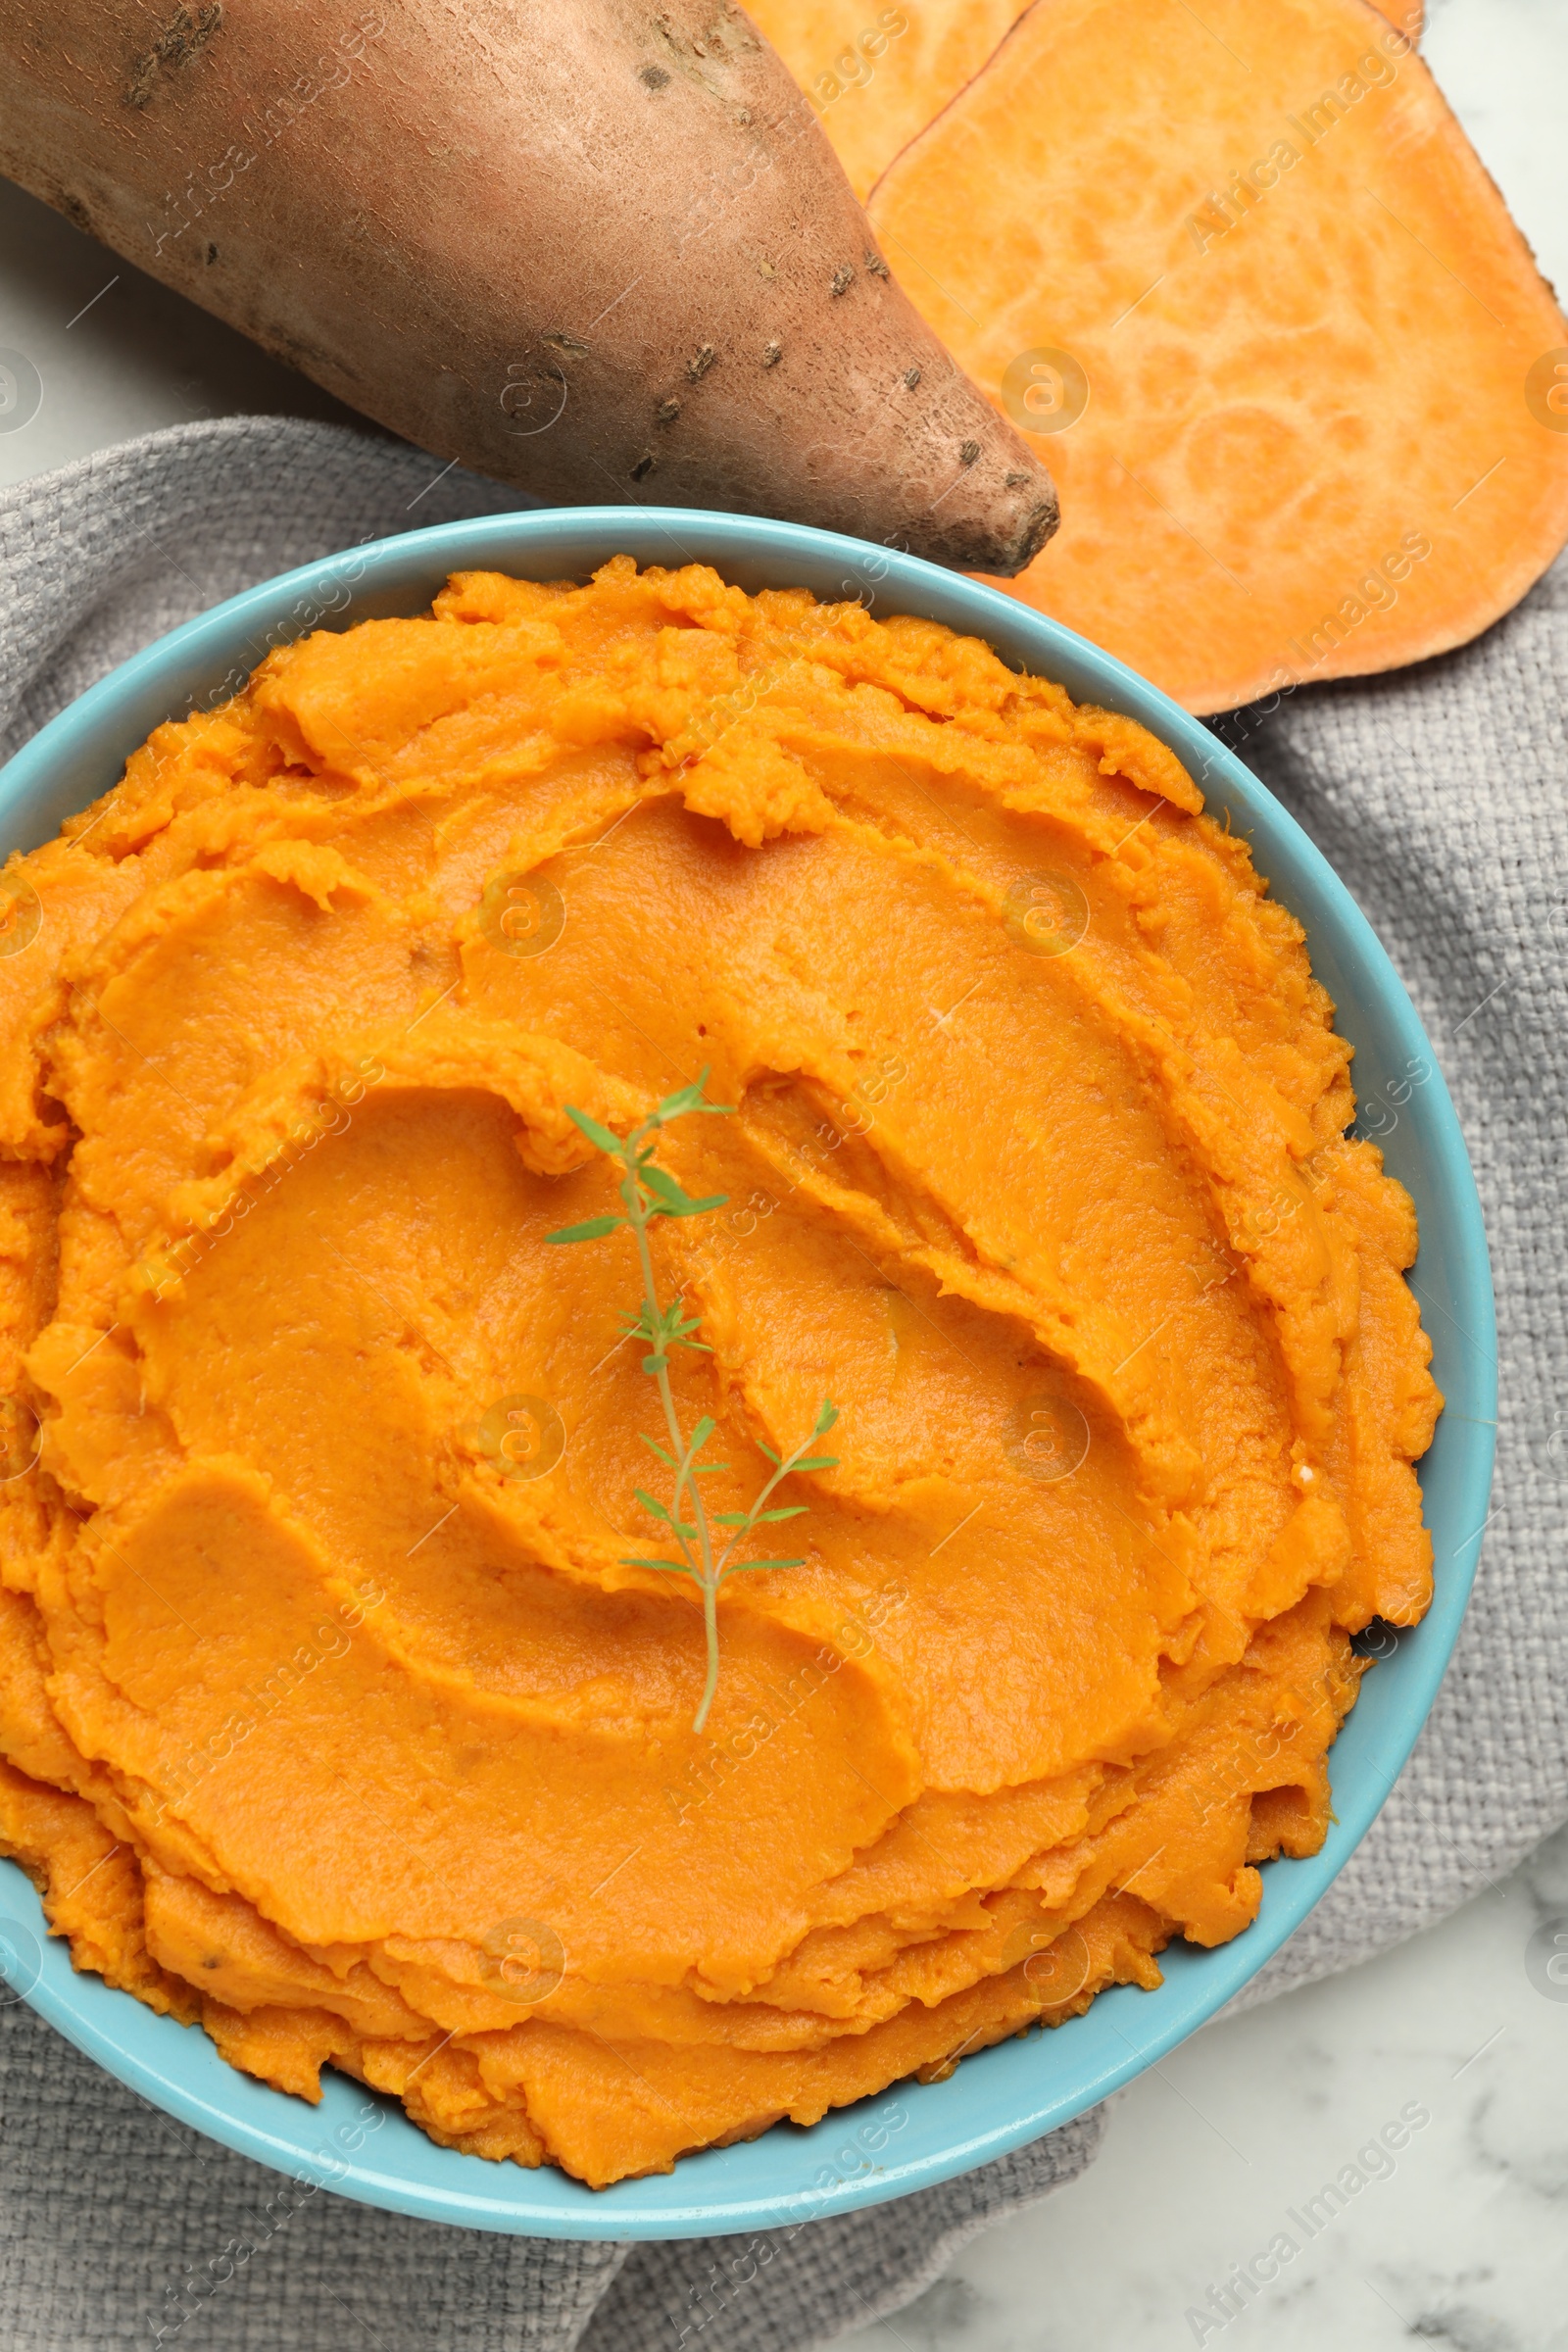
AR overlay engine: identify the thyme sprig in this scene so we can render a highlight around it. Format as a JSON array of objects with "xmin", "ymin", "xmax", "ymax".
[{"xmin": 547, "ymin": 1074, "xmax": 838, "ymax": 1734}]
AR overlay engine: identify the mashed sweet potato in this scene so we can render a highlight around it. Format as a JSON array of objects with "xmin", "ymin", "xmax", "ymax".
[{"xmin": 0, "ymin": 559, "xmax": 1439, "ymax": 2186}]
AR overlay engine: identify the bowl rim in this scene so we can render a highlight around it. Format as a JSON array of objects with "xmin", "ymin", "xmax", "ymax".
[{"xmin": 0, "ymin": 503, "xmax": 1496, "ymax": 2239}]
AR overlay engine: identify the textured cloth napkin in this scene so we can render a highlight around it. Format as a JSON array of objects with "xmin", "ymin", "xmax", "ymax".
[{"xmin": 0, "ymin": 415, "xmax": 1562, "ymax": 2352}]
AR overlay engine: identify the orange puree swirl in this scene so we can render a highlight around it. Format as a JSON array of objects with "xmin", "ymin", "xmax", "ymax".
[{"xmin": 0, "ymin": 559, "xmax": 1439, "ymax": 2185}]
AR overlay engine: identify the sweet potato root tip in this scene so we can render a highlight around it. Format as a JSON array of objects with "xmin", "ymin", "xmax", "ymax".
[
  {"xmin": 0, "ymin": 0, "xmax": 1058, "ymax": 572},
  {"xmin": 1002, "ymin": 487, "xmax": 1060, "ymax": 573}
]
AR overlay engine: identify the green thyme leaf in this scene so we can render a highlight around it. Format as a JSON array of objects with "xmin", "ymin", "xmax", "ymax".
[
  {"xmin": 564, "ymin": 1106, "xmax": 624, "ymax": 1155},
  {"xmin": 643, "ymin": 1162, "xmax": 730, "ymax": 1218},
  {"xmin": 546, "ymin": 1215, "xmax": 624, "ymax": 1244},
  {"xmin": 649, "ymin": 1069, "xmax": 736, "ymax": 1125},
  {"xmin": 632, "ymin": 1492, "xmax": 697, "ymax": 1540}
]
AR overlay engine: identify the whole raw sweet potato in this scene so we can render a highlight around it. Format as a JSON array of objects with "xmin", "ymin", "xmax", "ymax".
[{"xmin": 0, "ymin": 0, "xmax": 1058, "ymax": 571}]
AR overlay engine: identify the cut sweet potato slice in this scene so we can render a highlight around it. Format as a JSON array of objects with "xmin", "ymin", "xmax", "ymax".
[
  {"xmin": 869, "ymin": 0, "xmax": 1567, "ymax": 712},
  {"xmin": 746, "ymin": 0, "xmax": 1034, "ymax": 199},
  {"xmin": 755, "ymin": 0, "xmax": 1422, "ymax": 211}
]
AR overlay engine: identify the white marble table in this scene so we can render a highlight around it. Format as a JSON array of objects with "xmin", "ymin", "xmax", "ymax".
[
  {"xmin": 0, "ymin": 0, "xmax": 1564, "ymax": 2343},
  {"xmin": 834, "ymin": 1821, "xmax": 1568, "ymax": 2352}
]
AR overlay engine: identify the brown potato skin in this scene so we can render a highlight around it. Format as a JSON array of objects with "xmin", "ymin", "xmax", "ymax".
[{"xmin": 0, "ymin": 0, "xmax": 1059, "ymax": 572}]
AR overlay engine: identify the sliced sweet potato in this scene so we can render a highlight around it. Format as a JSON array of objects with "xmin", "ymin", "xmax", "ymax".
[
  {"xmin": 0, "ymin": 0, "xmax": 1058, "ymax": 573},
  {"xmin": 869, "ymin": 0, "xmax": 1567, "ymax": 711},
  {"xmin": 745, "ymin": 0, "xmax": 1033, "ymax": 200},
  {"xmin": 752, "ymin": 0, "xmax": 1419, "ymax": 209}
]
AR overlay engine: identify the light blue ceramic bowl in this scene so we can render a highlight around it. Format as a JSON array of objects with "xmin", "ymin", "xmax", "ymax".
[{"xmin": 0, "ymin": 507, "xmax": 1494, "ymax": 2239}]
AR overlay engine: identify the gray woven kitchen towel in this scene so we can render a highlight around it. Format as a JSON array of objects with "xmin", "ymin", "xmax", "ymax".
[{"xmin": 0, "ymin": 415, "xmax": 1562, "ymax": 2352}]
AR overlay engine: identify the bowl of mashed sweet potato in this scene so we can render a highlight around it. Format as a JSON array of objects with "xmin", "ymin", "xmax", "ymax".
[{"xmin": 0, "ymin": 507, "xmax": 1494, "ymax": 2237}]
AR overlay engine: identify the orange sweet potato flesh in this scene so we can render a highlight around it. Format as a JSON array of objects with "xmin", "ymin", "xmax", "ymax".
[
  {"xmin": 865, "ymin": 0, "xmax": 1567, "ymax": 711},
  {"xmin": 0, "ymin": 0, "xmax": 1056, "ymax": 573},
  {"xmin": 0, "ymin": 560, "xmax": 1438, "ymax": 2184},
  {"xmin": 744, "ymin": 1, "xmax": 1034, "ymax": 200},
  {"xmin": 749, "ymin": 0, "xmax": 1420, "ymax": 207}
]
